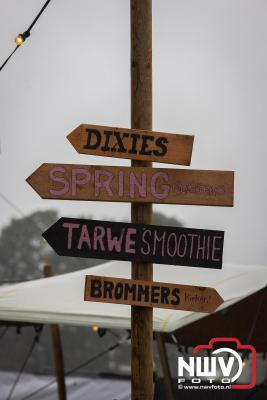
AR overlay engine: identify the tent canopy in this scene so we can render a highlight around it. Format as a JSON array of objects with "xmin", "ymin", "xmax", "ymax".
[
  {"xmin": 0, "ymin": 261, "xmax": 266, "ymax": 332},
  {"xmin": 171, "ymin": 286, "xmax": 267, "ymax": 351}
]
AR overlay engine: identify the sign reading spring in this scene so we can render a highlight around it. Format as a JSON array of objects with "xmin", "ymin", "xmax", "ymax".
[{"xmin": 26, "ymin": 164, "xmax": 234, "ymax": 206}]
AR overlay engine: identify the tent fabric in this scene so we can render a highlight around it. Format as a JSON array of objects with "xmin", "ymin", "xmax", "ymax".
[
  {"xmin": 0, "ymin": 371, "xmax": 131, "ymax": 400},
  {"xmin": 0, "ymin": 261, "xmax": 266, "ymax": 332}
]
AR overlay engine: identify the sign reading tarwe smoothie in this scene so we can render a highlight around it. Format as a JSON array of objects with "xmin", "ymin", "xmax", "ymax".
[
  {"xmin": 26, "ymin": 164, "xmax": 234, "ymax": 207},
  {"xmin": 84, "ymin": 275, "xmax": 223, "ymax": 313},
  {"xmin": 43, "ymin": 217, "xmax": 224, "ymax": 269}
]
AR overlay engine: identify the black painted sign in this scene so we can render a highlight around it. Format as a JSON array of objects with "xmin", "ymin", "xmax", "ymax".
[{"xmin": 43, "ymin": 217, "xmax": 224, "ymax": 269}]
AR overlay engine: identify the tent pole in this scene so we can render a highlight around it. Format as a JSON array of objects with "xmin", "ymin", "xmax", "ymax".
[
  {"xmin": 155, "ymin": 332, "xmax": 175, "ymax": 400},
  {"xmin": 130, "ymin": 1, "xmax": 153, "ymax": 399},
  {"xmin": 44, "ymin": 265, "xmax": 66, "ymax": 400}
]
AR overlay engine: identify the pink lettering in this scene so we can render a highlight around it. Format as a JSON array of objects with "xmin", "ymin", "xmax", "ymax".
[
  {"xmin": 129, "ymin": 172, "xmax": 147, "ymax": 198},
  {"xmin": 118, "ymin": 171, "xmax": 124, "ymax": 197},
  {"xmin": 196, "ymin": 235, "xmax": 205, "ymax": 260},
  {"xmin": 141, "ymin": 229, "xmax": 151, "ymax": 255},
  {"xmin": 212, "ymin": 236, "xmax": 223, "ymax": 261},
  {"xmin": 93, "ymin": 226, "xmax": 106, "ymax": 251},
  {"xmin": 49, "ymin": 167, "xmax": 69, "ymax": 196},
  {"xmin": 151, "ymin": 172, "xmax": 170, "ymax": 199},
  {"xmin": 125, "ymin": 228, "xmax": 136, "ymax": 254},
  {"xmin": 94, "ymin": 170, "xmax": 113, "ymax": 197},
  {"xmin": 71, "ymin": 168, "xmax": 90, "ymax": 196},
  {"xmin": 107, "ymin": 228, "xmax": 125, "ymax": 252},
  {"xmin": 188, "ymin": 234, "xmax": 198, "ymax": 258},
  {"xmin": 62, "ymin": 223, "xmax": 80, "ymax": 248},
  {"xmin": 167, "ymin": 233, "xmax": 177, "ymax": 257},
  {"xmin": 206, "ymin": 236, "xmax": 211, "ymax": 259},
  {"xmin": 177, "ymin": 234, "xmax": 187, "ymax": 257},
  {"xmin": 78, "ymin": 224, "xmax": 91, "ymax": 249},
  {"xmin": 153, "ymin": 230, "xmax": 166, "ymax": 256}
]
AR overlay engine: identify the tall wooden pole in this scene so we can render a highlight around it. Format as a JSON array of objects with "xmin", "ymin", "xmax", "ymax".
[
  {"xmin": 131, "ymin": 1, "xmax": 153, "ymax": 399},
  {"xmin": 43, "ymin": 265, "xmax": 67, "ymax": 400}
]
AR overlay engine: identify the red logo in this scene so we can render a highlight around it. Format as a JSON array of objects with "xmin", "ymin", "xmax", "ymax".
[
  {"xmin": 178, "ymin": 337, "xmax": 256, "ymax": 390},
  {"xmin": 193, "ymin": 338, "xmax": 256, "ymax": 389}
]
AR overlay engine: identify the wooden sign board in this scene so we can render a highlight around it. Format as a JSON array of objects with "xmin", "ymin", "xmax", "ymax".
[
  {"xmin": 27, "ymin": 164, "xmax": 234, "ymax": 207},
  {"xmin": 84, "ymin": 275, "xmax": 223, "ymax": 313},
  {"xmin": 67, "ymin": 124, "xmax": 194, "ymax": 165},
  {"xmin": 43, "ymin": 217, "xmax": 224, "ymax": 269}
]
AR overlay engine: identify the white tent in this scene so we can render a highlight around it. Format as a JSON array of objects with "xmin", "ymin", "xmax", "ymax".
[{"xmin": 0, "ymin": 261, "xmax": 266, "ymax": 332}]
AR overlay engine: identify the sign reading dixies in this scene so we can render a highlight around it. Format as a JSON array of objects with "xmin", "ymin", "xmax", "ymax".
[
  {"xmin": 43, "ymin": 218, "xmax": 224, "ymax": 269},
  {"xmin": 67, "ymin": 124, "xmax": 194, "ymax": 165},
  {"xmin": 84, "ymin": 275, "xmax": 223, "ymax": 313},
  {"xmin": 26, "ymin": 164, "xmax": 234, "ymax": 207}
]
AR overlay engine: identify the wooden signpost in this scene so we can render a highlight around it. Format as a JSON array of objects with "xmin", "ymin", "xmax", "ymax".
[
  {"xmin": 43, "ymin": 217, "xmax": 224, "ymax": 269},
  {"xmin": 25, "ymin": 1, "xmax": 235, "ymax": 399},
  {"xmin": 131, "ymin": 3, "xmax": 155, "ymax": 398},
  {"xmin": 26, "ymin": 163, "xmax": 234, "ymax": 207},
  {"xmin": 67, "ymin": 124, "xmax": 194, "ymax": 165},
  {"xmin": 84, "ymin": 275, "xmax": 224, "ymax": 313}
]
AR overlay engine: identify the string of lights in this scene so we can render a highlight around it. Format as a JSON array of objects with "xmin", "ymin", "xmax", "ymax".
[
  {"xmin": 0, "ymin": 0, "xmax": 52, "ymax": 72},
  {"xmin": 170, "ymin": 333, "xmax": 189, "ymax": 362},
  {"xmin": 20, "ymin": 341, "xmax": 124, "ymax": 400},
  {"xmin": 0, "ymin": 327, "xmax": 8, "ymax": 340},
  {"xmin": 0, "ymin": 324, "xmax": 129, "ymax": 400},
  {"xmin": 0, "ymin": 191, "xmax": 45, "ymax": 233},
  {"xmin": 0, "ymin": 192, "xmax": 25, "ymax": 218},
  {"xmin": 6, "ymin": 326, "xmax": 43, "ymax": 400}
]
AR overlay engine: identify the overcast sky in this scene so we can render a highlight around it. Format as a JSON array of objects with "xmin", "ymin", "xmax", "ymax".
[{"xmin": 0, "ymin": 0, "xmax": 267, "ymax": 266}]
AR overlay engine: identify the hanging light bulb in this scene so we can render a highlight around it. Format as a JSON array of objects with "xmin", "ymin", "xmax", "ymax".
[
  {"xmin": 15, "ymin": 34, "xmax": 24, "ymax": 46},
  {"xmin": 15, "ymin": 31, "xmax": 30, "ymax": 46},
  {"xmin": 92, "ymin": 325, "xmax": 99, "ymax": 333}
]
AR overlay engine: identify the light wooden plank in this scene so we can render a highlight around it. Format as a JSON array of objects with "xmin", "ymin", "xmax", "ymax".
[
  {"xmin": 67, "ymin": 124, "xmax": 194, "ymax": 165},
  {"xmin": 26, "ymin": 164, "xmax": 234, "ymax": 206}
]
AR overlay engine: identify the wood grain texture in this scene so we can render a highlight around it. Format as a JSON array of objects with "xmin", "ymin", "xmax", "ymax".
[
  {"xmin": 67, "ymin": 123, "xmax": 194, "ymax": 165},
  {"xmin": 131, "ymin": 1, "xmax": 153, "ymax": 399},
  {"xmin": 84, "ymin": 275, "xmax": 223, "ymax": 313},
  {"xmin": 26, "ymin": 163, "xmax": 234, "ymax": 207}
]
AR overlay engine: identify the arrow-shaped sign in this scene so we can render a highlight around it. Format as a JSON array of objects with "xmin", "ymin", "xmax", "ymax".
[
  {"xmin": 43, "ymin": 217, "xmax": 224, "ymax": 269},
  {"xmin": 26, "ymin": 164, "xmax": 234, "ymax": 207},
  {"xmin": 84, "ymin": 275, "xmax": 224, "ymax": 313},
  {"xmin": 67, "ymin": 124, "xmax": 194, "ymax": 165}
]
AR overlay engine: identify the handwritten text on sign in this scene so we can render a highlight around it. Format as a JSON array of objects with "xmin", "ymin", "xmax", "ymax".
[
  {"xmin": 84, "ymin": 275, "xmax": 223, "ymax": 313},
  {"xmin": 26, "ymin": 164, "xmax": 234, "ymax": 206},
  {"xmin": 43, "ymin": 218, "xmax": 224, "ymax": 269},
  {"xmin": 67, "ymin": 124, "xmax": 194, "ymax": 165}
]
